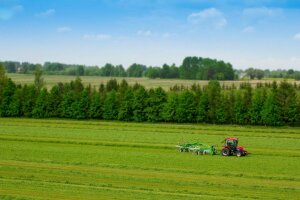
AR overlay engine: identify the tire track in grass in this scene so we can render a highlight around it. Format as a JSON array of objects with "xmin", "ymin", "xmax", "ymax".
[
  {"xmin": 0, "ymin": 178, "xmax": 238, "ymax": 200},
  {"xmin": 1, "ymin": 160, "xmax": 299, "ymax": 187},
  {"xmin": 1, "ymin": 123, "xmax": 299, "ymax": 140},
  {"xmin": 0, "ymin": 135, "xmax": 299, "ymax": 158}
]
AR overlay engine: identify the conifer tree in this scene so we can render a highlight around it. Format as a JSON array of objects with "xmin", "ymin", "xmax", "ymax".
[
  {"xmin": 32, "ymin": 88, "xmax": 50, "ymax": 118},
  {"xmin": 0, "ymin": 79, "xmax": 16, "ymax": 117},
  {"xmin": 89, "ymin": 91, "xmax": 103, "ymax": 119},
  {"xmin": 175, "ymin": 90, "xmax": 196, "ymax": 123},
  {"xmin": 145, "ymin": 87, "xmax": 167, "ymax": 122},
  {"xmin": 103, "ymin": 90, "xmax": 118, "ymax": 120},
  {"xmin": 118, "ymin": 88, "xmax": 134, "ymax": 121},
  {"xmin": 132, "ymin": 86, "xmax": 148, "ymax": 122},
  {"xmin": 162, "ymin": 92, "xmax": 178, "ymax": 122},
  {"xmin": 8, "ymin": 87, "xmax": 23, "ymax": 117}
]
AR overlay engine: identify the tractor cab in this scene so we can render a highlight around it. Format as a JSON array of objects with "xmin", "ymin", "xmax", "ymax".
[
  {"xmin": 221, "ymin": 138, "xmax": 247, "ymax": 157},
  {"xmin": 225, "ymin": 138, "xmax": 238, "ymax": 150}
]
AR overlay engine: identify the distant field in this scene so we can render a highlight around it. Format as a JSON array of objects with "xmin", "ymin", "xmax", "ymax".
[
  {"xmin": 0, "ymin": 118, "xmax": 299, "ymax": 199},
  {"xmin": 7, "ymin": 73, "xmax": 300, "ymax": 90}
]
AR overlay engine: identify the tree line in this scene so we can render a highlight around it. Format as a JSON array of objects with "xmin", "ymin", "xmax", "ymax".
[
  {"xmin": 1, "ymin": 64, "xmax": 299, "ymax": 126},
  {"xmin": 1, "ymin": 56, "xmax": 235, "ymax": 80},
  {"xmin": 236, "ymin": 68, "xmax": 300, "ymax": 80}
]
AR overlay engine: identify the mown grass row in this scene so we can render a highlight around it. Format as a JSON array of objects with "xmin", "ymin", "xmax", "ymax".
[{"xmin": 0, "ymin": 118, "xmax": 299, "ymax": 199}]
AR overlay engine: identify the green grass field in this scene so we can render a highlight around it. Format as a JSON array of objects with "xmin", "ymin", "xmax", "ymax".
[
  {"xmin": 0, "ymin": 118, "xmax": 299, "ymax": 199},
  {"xmin": 7, "ymin": 73, "xmax": 300, "ymax": 90}
]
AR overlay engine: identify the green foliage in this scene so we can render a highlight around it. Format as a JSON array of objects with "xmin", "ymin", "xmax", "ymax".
[
  {"xmin": 197, "ymin": 89, "xmax": 209, "ymax": 123},
  {"xmin": 48, "ymin": 85, "xmax": 63, "ymax": 117},
  {"xmin": 34, "ymin": 65, "xmax": 44, "ymax": 90},
  {"xmin": 215, "ymin": 92, "xmax": 227, "ymax": 124},
  {"xmin": 175, "ymin": 90, "xmax": 196, "ymax": 123},
  {"xmin": 0, "ymin": 77, "xmax": 299, "ymax": 126},
  {"xmin": 0, "ymin": 79, "xmax": 16, "ymax": 117},
  {"xmin": 245, "ymin": 68, "xmax": 265, "ymax": 80},
  {"xmin": 250, "ymin": 88, "xmax": 266, "ymax": 125},
  {"xmin": 261, "ymin": 89, "xmax": 281, "ymax": 126},
  {"xmin": 162, "ymin": 92, "xmax": 178, "ymax": 122},
  {"xmin": 103, "ymin": 90, "xmax": 118, "ymax": 120},
  {"xmin": 72, "ymin": 89, "xmax": 91, "ymax": 119},
  {"xmin": 60, "ymin": 91, "xmax": 76, "ymax": 118},
  {"xmin": 145, "ymin": 87, "xmax": 167, "ymax": 122},
  {"xmin": 207, "ymin": 81, "xmax": 221, "ymax": 123},
  {"xmin": 8, "ymin": 87, "xmax": 23, "ymax": 117},
  {"xmin": 89, "ymin": 91, "xmax": 103, "ymax": 119},
  {"xmin": 32, "ymin": 89, "xmax": 50, "ymax": 118},
  {"xmin": 132, "ymin": 86, "xmax": 148, "ymax": 122},
  {"xmin": 276, "ymin": 81, "xmax": 300, "ymax": 125},
  {"xmin": 179, "ymin": 57, "xmax": 234, "ymax": 80},
  {"xmin": 118, "ymin": 88, "xmax": 134, "ymax": 121},
  {"xmin": 127, "ymin": 63, "xmax": 147, "ymax": 77},
  {"xmin": 22, "ymin": 85, "xmax": 37, "ymax": 117}
]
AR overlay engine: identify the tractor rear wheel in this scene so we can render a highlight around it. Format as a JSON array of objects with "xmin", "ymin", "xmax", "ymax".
[{"xmin": 221, "ymin": 148, "xmax": 230, "ymax": 156}]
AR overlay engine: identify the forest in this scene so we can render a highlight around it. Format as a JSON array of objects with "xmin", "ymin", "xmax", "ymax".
[
  {"xmin": 1, "ymin": 64, "xmax": 299, "ymax": 126},
  {"xmin": 1, "ymin": 57, "xmax": 235, "ymax": 80}
]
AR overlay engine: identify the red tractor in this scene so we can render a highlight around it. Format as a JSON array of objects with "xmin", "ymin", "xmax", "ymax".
[{"xmin": 221, "ymin": 138, "xmax": 247, "ymax": 157}]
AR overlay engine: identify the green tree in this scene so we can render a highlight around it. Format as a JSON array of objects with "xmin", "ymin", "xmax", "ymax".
[
  {"xmin": 32, "ymin": 88, "xmax": 50, "ymax": 118},
  {"xmin": 276, "ymin": 81, "xmax": 300, "ymax": 125},
  {"xmin": 8, "ymin": 87, "xmax": 23, "ymax": 117},
  {"xmin": 89, "ymin": 91, "xmax": 103, "ymax": 119},
  {"xmin": 22, "ymin": 85, "xmax": 37, "ymax": 117},
  {"xmin": 261, "ymin": 88, "xmax": 281, "ymax": 126},
  {"xmin": 175, "ymin": 90, "xmax": 196, "ymax": 123},
  {"xmin": 162, "ymin": 92, "xmax": 178, "ymax": 122},
  {"xmin": 60, "ymin": 91, "xmax": 76, "ymax": 118},
  {"xmin": 106, "ymin": 79, "xmax": 119, "ymax": 92},
  {"xmin": 127, "ymin": 63, "xmax": 147, "ymax": 77},
  {"xmin": 250, "ymin": 88, "xmax": 265, "ymax": 125},
  {"xmin": 103, "ymin": 90, "xmax": 118, "ymax": 120},
  {"xmin": 34, "ymin": 65, "xmax": 44, "ymax": 90},
  {"xmin": 145, "ymin": 87, "xmax": 167, "ymax": 122},
  {"xmin": 197, "ymin": 89, "xmax": 209, "ymax": 123},
  {"xmin": 207, "ymin": 81, "xmax": 221, "ymax": 123},
  {"xmin": 0, "ymin": 79, "xmax": 16, "ymax": 117},
  {"xmin": 72, "ymin": 88, "xmax": 90, "ymax": 119},
  {"xmin": 234, "ymin": 91, "xmax": 245, "ymax": 124},
  {"xmin": 48, "ymin": 85, "xmax": 63, "ymax": 117},
  {"xmin": 118, "ymin": 88, "xmax": 134, "ymax": 121},
  {"xmin": 0, "ymin": 63, "xmax": 7, "ymax": 106},
  {"xmin": 132, "ymin": 86, "xmax": 148, "ymax": 122},
  {"xmin": 215, "ymin": 92, "xmax": 227, "ymax": 124}
]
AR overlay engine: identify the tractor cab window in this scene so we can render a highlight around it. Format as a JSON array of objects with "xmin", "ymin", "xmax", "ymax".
[{"xmin": 226, "ymin": 139, "xmax": 237, "ymax": 147}]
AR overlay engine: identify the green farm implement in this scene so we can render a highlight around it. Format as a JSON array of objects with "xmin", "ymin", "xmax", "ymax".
[
  {"xmin": 176, "ymin": 142, "xmax": 217, "ymax": 155},
  {"xmin": 177, "ymin": 138, "xmax": 247, "ymax": 157}
]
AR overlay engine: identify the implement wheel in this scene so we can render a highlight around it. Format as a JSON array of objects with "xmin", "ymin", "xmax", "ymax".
[
  {"xmin": 221, "ymin": 148, "xmax": 230, "ymax": 156},
  {"xmin": 236, "ymin": 151, "xmax": 242, "ymax": 157}
]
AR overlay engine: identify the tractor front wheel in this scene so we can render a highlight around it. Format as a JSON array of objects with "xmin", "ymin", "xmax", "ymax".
[
  {"xmin": 221, "ymin": 148, "xmax": 230, "ymax": 156},
  {"xmin": 236, "ymin": 151, "xmax": 242, "ymax": 157}
]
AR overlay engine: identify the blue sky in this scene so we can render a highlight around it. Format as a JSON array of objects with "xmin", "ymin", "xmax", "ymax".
[{"xmin": 0, "ymin": 0, "xmax": 300, "ymax": 69}]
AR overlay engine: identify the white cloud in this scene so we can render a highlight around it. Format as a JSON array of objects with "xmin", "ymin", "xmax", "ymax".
[
  {"xmin": 294, "ymin": 33, "xmax": 300, "ymax": 41},
  {"xmin": 137, "ymin": 30, "xmax": 152, "ymax": 37},
  {"xmin": 56, "ymin": 27, "xmax": 72, "ymax": 33},
  {"xmin": 83, "ymin": 34, "xmax": 112, "ymax": 41},
  {"xmin": 35, "ymin": 9, "xmax": 55, "ymax": 17},
  {"xmin": 0, "ymin": 5, "xmax": 23, "ymax": 20},
  {"xmin": 243, "ymin": 26, "xmax": 255, "ymax": 33},
  {"xmin": 188, "ymin": 8, "xmax": 227, "ymax": 29},
  {"xmin": 243, "ymin": 7, "xmax": 282, "ymax": 17}
]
